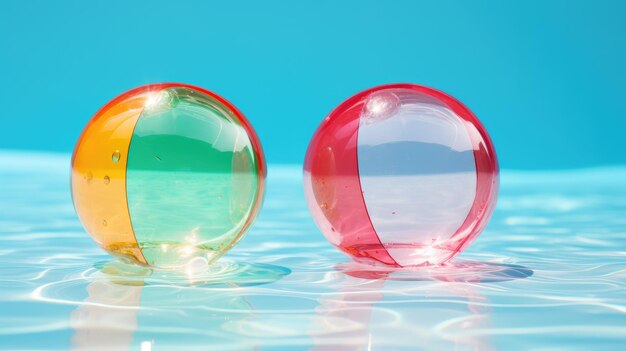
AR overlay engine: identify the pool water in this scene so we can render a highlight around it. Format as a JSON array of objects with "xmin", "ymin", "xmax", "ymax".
[{"xmin": 1, "ymin": 150, "xmax": 625, "ymax": 350}]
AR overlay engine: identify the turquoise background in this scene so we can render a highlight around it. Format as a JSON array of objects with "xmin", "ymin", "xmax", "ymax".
[{"xmin": 1, "ymin": 0, "xmax": 624, "ymax": 169}]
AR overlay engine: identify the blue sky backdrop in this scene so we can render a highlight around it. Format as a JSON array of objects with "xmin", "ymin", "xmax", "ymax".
[{"xmin": 1, "ymin": 1, "xmax": 624, "ymax": 169}]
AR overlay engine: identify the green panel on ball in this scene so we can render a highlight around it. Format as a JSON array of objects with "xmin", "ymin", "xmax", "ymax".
[{"xmin": 126, "ymin": 87, "xmax": 261, "ymax": 266}]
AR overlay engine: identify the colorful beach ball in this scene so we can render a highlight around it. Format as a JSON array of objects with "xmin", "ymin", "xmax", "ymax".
[
  {"xmin": 304, "ymin": 84, "xmax": 498, "ymax": 267},
  {"xmin": 71, "ymin": 83, "xmax": 265, "ymax": 267}
]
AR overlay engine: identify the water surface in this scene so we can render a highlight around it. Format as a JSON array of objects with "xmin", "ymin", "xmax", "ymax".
[{"xmin": 1, "ymin": 151, "xmax": 625, "ymax": 350}]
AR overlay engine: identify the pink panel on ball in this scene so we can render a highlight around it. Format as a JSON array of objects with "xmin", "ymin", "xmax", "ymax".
[{"xmin": 303, "ymin": 94, "xmax": 398, "ymax": 266}]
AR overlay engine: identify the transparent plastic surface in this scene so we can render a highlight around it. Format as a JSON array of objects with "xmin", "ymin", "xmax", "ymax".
[
  {"xmin": 304, "ymin": 84, "xmax": 498, "ymax": 267},
  {"xmin": 72, "ymin": 83, "xmax": 265, "ymax": 267}
]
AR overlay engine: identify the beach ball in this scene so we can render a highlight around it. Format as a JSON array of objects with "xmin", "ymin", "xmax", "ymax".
[
  {"xmin": 71, "ymin": 83, "xmax": 265, "ymax": 267},
  {"xmin": 304, "ymin": 84, "xmax": 498, "ymax": 267}
]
